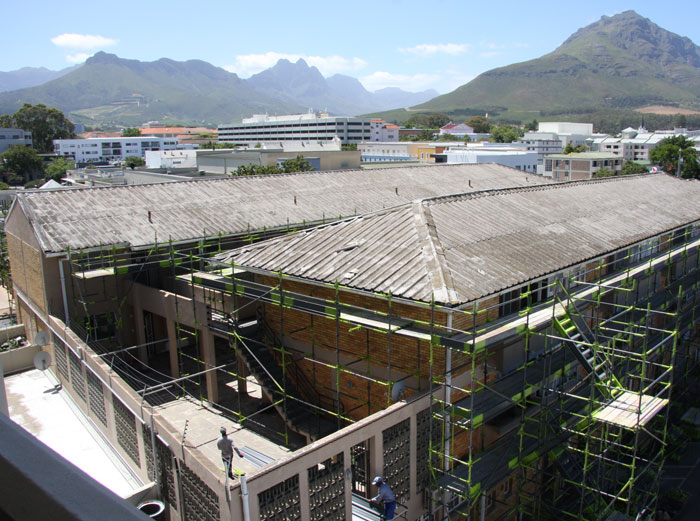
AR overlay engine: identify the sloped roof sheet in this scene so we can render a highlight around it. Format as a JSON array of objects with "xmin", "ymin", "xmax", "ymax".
[
  {"xmin": 215, "ymin": 174, "xmax": 700, "ymax": 305},
  {"xmin": 12, "ymin": 163, "xmax": 548, "ymax": 254}
]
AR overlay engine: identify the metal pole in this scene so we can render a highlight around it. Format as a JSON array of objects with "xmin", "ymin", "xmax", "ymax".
[{"xmin": 240, "ymin": 474, "xmax": 251, "ymax": 521}]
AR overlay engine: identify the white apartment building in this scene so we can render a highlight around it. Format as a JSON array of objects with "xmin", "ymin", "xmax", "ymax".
[
  {"xmin": 0, "ymin": 128, "xmax": 32, "ymax": 154},
  {"xmin": 218, "ymin": 113, "xmax": 372, "ymax": 146},
  {"xmin": 591, "ymin": 127, "xmax": 700, "ymax": 163},
  {"xmin": 516, "ymin": 138, "xmax": 563, "ymax": 174},
  {"xmin": 370, "ymin": 120, "xmax": 399, "ymax": 141},
  {"xmin": 53, "ymin": 137, "xmax": 181, "ymax": 163}
]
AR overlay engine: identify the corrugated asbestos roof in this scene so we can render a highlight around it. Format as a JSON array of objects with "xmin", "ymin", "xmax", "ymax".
[
  {"xmin": 215, "ymin": 174, "xmax": 700, "ymax": 306},
  {"xmin": 12, "ymin": 164, "xmax": 547, "ymax": 254}
]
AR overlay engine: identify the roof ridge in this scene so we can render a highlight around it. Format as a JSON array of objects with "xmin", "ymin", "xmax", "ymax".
[
  {"xmin": 411, "ymin": 201, "xmax": 460, "ymax": 304},
  {"xmin": 420, "ymin": 172, "xmax": 660, "ymax": 207}
]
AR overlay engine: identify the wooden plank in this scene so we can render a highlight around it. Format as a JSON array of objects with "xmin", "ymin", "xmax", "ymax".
[{"xmin": 592, "ymin": 391, "xmax": 668, "ymax": 428}]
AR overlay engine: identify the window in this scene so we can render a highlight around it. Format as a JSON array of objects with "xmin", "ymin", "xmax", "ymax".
[
  {"xmin": 486, "ymin": 492, "xmax": 494, "ymax": 511},
  {"xmin": 502, "ymin": 478, "xmax": 512, "ymax": 498}
]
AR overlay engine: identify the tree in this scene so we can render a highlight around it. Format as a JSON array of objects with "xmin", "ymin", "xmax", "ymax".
[
  {"xmin": 124, "ymin": 156, "xmax": 145, "ymax": 169},
  {"xmin": 280, "ymin": 155, "xmax": 314, "ymax": 173},
  {"xmin": 593, "ymin": 167, "xmax": 615, "ymax": 178},
  {"xmin": 0, "ymin": 145, "xmax": 44, "ymax": 183},
  {"xmin": 417, "ymin": 129, "xmax": 434, "ymax": 141},
  {"xmin": 650, "ymin": 136, "xmax": 700, "ymax": 179},
  {"xmin": 438, "ymin": 133, "xmax": 458, "ymax": 141},
  {"xmin": 490, "ymin": 125, "xmax": 523, "ymax": 143},
  {"xmin": 121, "ymin": 127, "xmax": 141, "ymax": 137},
  {"xmin": 674, "ymin": 114, "xmax": 687, "ymax": 128},
  {"xmin": 466, "ymin": 116, "xmax": 492, "ymax": 133},
  {"xmin": 563, "ymin": 143, "xmax": 587, "ymax": 154},
  {"xmin": 233, "ymin": 163, "xmax": 281, "ymax": 176},
  {"xmin": 404, "ymin": 113, "xmax": 451, "ymax": 129},
  {"xmin": 525, "ymin": 119, "xmax": 539, "ymax": 132},
  {"xmin": 9, "ymin": 103, "xmax": 75, "ymax": 152},
  {"xmin": 45, "ymin": 157, "xmax": 75, "ymax": 182},
  {"xmin": 0, "ymin": 115, "xmax": 13, "ymax": 128},
  {"xmin": 621, "ymin": 161, "xmax": 649, "ymax": 176}
]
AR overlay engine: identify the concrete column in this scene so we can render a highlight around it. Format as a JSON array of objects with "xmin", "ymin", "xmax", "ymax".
[
  {"xmin": 200, "ymin": 329, "xmax": 218, "ymax": 403},
  {"xmin": 236, "ymin": 351, "xmax": 248, "ymax": 396},
  {"xmin": 343, "ymin": 447, "xmax": 353, "ymax": 520},
  {"xmin": 166, "ymin": 319, "xmax": 179, "ymax": 379},
  {"xmin": 0, "ymin": 355, "xmax": 9, "ymax": 417},
  {"xmin": 133, "ymin": 304, "xmax": 147, "ymax": 365},
  {"xmin": 371, "ymin": 431, "xmax": 384, "ymax": 482},
  {"xmin": 299, "ymin": 465, "xmax": 310, "ymax": 521}
]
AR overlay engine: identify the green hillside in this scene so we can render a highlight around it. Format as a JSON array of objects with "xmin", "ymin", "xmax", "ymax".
[
  {"xmin": 0, "ymin": 52, "xmax": 302, "ymax": 126},
  {"xmin": 416, "ymin": 11, "xmax": 700, "ymax": 116}
]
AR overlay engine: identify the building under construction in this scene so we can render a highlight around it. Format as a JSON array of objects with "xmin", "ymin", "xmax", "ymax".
[{"xmin": 4, "ymin": 165, "xmax": 700, "ymax": 521}]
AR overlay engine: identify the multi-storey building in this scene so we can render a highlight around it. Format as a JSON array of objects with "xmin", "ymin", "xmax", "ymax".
[
  {"xmin": 370, "ymin": 120, "xmax": 399, "ymax": 142},
  {"xmin": 5, "ymin": 166, "xmax": 700, "ymax": 521},
  {"xmin": 545, "ymin": 151, "xmax": 622, "ymax": 180},
  {"xmin": 0, "ymin": 128, "xmax": 32, "ymax": 154},
  {"xmin": 53, "ymin": 137, "xmax": 181, "ymax": 163},
  {"xmin": 517, "ymin": 137, "xmax": 563, "ymax": 175},
  {"xmin": 218, "ymin": 113, "xmax": 372, "ymax": 146}
]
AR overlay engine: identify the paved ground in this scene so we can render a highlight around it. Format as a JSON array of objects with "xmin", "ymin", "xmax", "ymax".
[{"xmin": 5, "ymin": 368, "xmax": 143, "ymax": 498}]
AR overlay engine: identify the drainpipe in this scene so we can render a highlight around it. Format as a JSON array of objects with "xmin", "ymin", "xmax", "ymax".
[
  {"xmin": 59, "ymin": 258, "xmax": 70, "ymax": 327},
  {"xmin": 239, "ymin": 475, "xmax": 251, "ymax": 521}
]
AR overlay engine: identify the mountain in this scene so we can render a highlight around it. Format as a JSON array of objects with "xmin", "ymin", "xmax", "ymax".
[
  {"xmin": 417, "ymin": 11, "xmax": 700, "ymax": 115},
  {"xmin": 0, "ymin": 52, "xmax": 303, "ymax": 126},
  {"xmin": 373, "ymin": 87, "xmax": 439, "ymax": 109},
  {"xmin": 0, "ymin": 65, "xmax": 79, "ymax": 93},
  {"xmin": 249, "ymin": 58, "xmax": 439, "ymax": 115}
]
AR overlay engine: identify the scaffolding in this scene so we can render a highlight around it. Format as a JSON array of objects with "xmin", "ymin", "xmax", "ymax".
[{"xmin": 60, "ymin": 216, "xmax": 700, "ymax": 520}]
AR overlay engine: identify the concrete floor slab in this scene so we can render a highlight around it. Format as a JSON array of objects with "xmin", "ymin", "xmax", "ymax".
[
  {"xmin": 5, "ymin": 368, "xmax": 143, "ymax": 498},
  {"xmin": 153, "ymin": 394, "xmax": 292, "ymax": 477}
]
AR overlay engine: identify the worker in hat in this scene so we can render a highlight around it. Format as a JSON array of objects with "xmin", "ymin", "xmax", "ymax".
[
  {"xmin": 370, "ymin": 476, "xmax": 396, "ymax": 520},
  {"xmin": 217, "ymin": 427, "xmax": 244, "ymax": 479}
]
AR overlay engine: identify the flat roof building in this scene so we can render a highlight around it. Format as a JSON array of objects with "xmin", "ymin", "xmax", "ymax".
[
  {"xmin": 218, "ymin": 113, "xmax": 373, "ymax": 146},
  {"xmin": 0, "ymin": 128, "xmax": 32, "ymax": 154},
  {"xmin": 53, "ymin": 136, "xmax": 185, "ymax": 163}
]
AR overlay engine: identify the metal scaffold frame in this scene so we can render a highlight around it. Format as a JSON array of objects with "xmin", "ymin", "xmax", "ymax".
[{"xmin": 62, "ymin": 218, "xmax": 700, "ymax": 520}]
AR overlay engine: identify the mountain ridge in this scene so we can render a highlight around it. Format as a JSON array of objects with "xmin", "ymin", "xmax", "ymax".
[
  {"xmin": 0, "ymin": 54, "xmax": 438, "ymax": 125},
  {"xmin": 416, "ymin": 10, "xmax": 700, "ymax": 115}
]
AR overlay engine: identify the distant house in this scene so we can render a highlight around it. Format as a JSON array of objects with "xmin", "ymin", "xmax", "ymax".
[{"xmin": 439, "ymin": 122, "xmax": 474, "ymax": 137}]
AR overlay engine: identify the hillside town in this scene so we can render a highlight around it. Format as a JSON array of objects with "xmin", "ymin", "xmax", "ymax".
[{"xmin": 1, "ymin": 6, "xmax": 700, "ymax": 521}]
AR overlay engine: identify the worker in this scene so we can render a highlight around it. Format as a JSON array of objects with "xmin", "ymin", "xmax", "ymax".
[
  {"xmin": 217, "ymin": 427, "xmax": 244, "ymax": 479},
  {"xmin": 370, "ymin": 476, "xmax": 396, "ymax": 520}
]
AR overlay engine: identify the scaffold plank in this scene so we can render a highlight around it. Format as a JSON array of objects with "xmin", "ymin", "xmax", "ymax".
[{"xmin": 592, "ymin": 391, "xmax": 668, "ymax": 428}]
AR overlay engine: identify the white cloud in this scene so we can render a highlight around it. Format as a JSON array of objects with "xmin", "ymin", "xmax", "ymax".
[
  {"xmin": 360, "ymin": 68, "xmax": 476, "ymax": 94},
  {"xmin": 223, "ymin": 52, "xmax": 367, "ymax": 77},
  {"xmin": 51, "ymin": 33, "xmax": 118, "ymax": 50},
  {"xmin": 399, "ymin": 43, "xmax": 471, "ymax": 57},
  {"xmin": 65, "ymin": 53, "xmax": 91, "ymax": 64}
]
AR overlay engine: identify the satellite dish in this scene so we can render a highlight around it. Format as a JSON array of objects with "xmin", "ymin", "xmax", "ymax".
[
  {"xmin": 34, "ymin": 331, "xmax": 49, "ymax": 346},
  {"xmin": 33, "ymin": 351, "xmax": 52, "ymax": 371},
  {"xmin": 390, "ymin": 381, "xmax": 405, "ymax": 402}
]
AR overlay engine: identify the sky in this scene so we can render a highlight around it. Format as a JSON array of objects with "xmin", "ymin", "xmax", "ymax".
[{"xmin": 2, "ymin": 1, "xmax": 700, "ymax": 94}]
